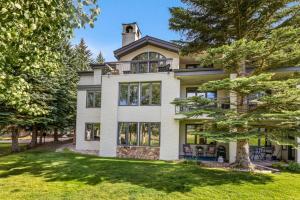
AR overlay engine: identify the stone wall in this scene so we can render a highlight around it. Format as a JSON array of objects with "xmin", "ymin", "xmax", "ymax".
[{"xmin": 117, "ymin": 146, "xmax": 160, "ymax": 160}]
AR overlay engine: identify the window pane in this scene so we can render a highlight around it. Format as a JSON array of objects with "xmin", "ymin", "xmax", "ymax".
[
  {"xmin": 131, "ymin": 63, "xmax": 139, "ymax": 73},
  {"xmin": 119, "ymin": 84, "xmax": 128, "ymax": 105},
  {"xmin": 85, "ymin": 124, "xmax": 93, "ymax": 141},
  {"xmin": 133, "ymin": 53, "xmax": 148, "ymax": 60},
  {"xmin": 149, "ymin": 52, "xmax": 165, "ymax": 60},
  {"xmin": 129, "ymin": 84, "xmax": 139, "ymax": 105},
  {"xmin": 186, "ymin": 124, "xmax": 203, "ymax": 144},
  {"xmin": 139, "ymin": 123, "xmax": 149, "ymax": 146},
  {"xmin": 118, "ymin": 123, "xmax": 127, "ymax": 145},
  {"xmin": 93, "ymin": 124, "xmax": 100, "ymax": 140},
  {"xmin": 141, "ymin": 83, "xmax": 151, "ymax": 105},
  {"xmin": 150, "ymin": 123, "xmax": 160, "ymax": 147},
  {"xmin": 139, "ymin": 62, "xmax": 148, "ymax": 73},
  {"xmin": 150, "ymin": 61, "xmax": 159, "ymax": 72},
  {"xmin": 128, "ymin": 123, "xmax": 138, "ymax": 145},
  {"xmin": 87, "ymin": 92, "xmax": 94, "ymax": 107},
  {"xmin": 206, "ymin": 92, "xmax": 216, "ymax": 100},
  {"xmin": 186, "ymin": 88, "xmax": 197, "ymax": 97},
  {"xmin": 95, "ymin": 91, "xmax": 101, "ymax": 107},
  {"xmin": 152, "ymin": 83, "xmax": 161, "ymax": 105}
]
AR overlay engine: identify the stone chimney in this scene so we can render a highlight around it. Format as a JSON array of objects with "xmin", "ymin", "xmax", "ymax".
[{"xmin": 122, "ymin": 22, "xmax": 141, "ymax": 47}]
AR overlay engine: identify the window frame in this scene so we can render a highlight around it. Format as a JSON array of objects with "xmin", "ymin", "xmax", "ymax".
[
  {"xmin": 117, "ymin": 122, "xmax": 161, "ymax": 147},
  {"xmin": 85, "ymin": 123, "xmax": 101, "ymax": 141},
  {"xmin": 186, "ymin": 88, "xmax": 217, "ymax": 99},
  {"xmin": 131, "ymin": 52, "xmax": 166, "ymax": 73},
  {"xmin": 118, "ymin": 82, "xmax": 140, "ymax": 106},
  {"xmin": 118, "ymin": 82, "xmax": 161, "ymax": 106},
  {"xmin": 140, "ymin": 82, "xmax": 161, "ymax": 106},
  {"xmin": 86, "ymin": 90, "xmax": 101, "ymax": 108},
  {"xmin": 185, "ymin": 124, "xmax": 205, "ymax": 145}
]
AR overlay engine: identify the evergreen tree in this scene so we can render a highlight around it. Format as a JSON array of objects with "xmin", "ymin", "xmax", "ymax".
[
  {"xmin": 0, "ymin": 0, "xmax": 99, "ymax": 152},
  {"xmin": 74, "ymin": 38, "xmax": 94, "ymax": 71},
  {"xmin": 96, "ymin": 51, "xmax": 105, "ymax": 64},
  {"xmin": 170, "ymin": 0, "xmax": 300, "ymax": 168}
]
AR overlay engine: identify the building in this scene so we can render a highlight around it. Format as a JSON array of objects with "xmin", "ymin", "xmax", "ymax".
[{"xmin": 76, "ymin": 22, "xmax": 300, "ymax": 163}]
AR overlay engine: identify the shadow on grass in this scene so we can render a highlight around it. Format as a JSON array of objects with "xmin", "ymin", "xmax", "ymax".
[{"xmin": 0, "ymin": 149, "xmax": 274, "ymax": 193}]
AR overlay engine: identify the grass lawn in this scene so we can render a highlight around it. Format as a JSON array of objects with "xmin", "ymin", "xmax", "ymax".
[
  {"xmin": 0, "ymin": 143, "xmax": 27, "ymax": 156},
  {"xmin": 0, "ymin": 148, "xmax": 300, "ymax": 200}
]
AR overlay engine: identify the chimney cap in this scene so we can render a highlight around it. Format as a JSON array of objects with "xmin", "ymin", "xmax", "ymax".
[{"xmin": 122, "ymin": 22, "xmax": 142, "ymax": 35}]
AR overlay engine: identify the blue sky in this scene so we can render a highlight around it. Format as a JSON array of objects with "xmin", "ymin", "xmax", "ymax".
[{"xmin": 72, "ymin": 0, "xmax": 184, "ymax": 61}]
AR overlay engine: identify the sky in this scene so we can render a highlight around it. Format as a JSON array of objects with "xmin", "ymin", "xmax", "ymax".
[{"xmin": 72, "ymin": 0, "xmax": 184, "ymax": 61}]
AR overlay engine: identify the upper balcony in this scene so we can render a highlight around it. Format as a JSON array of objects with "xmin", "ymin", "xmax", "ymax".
[{"xmin": 100, "ymin": 58, "xmax": 173, "ymax": 75}]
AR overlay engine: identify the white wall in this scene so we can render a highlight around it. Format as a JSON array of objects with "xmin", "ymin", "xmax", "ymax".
[
  {"xmin": 296, "ymin": 137, "xmax": 300, "ymax": 164},
  {"xmin": 99, "ymin": 72, "xmax": 180, "ymax": 160},
  {"xmin": 76, "ymin": 90, "xmax": 101, "ymax": 151}
]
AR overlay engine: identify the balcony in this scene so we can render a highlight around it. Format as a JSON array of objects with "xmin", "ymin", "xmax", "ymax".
[
  {"xmin": 102, "ymin": 59, "xmax": 173, "ymax": 75},
  {"xmin": 174, "ymin": 97, "xmax": 231, "ymax": 115}
]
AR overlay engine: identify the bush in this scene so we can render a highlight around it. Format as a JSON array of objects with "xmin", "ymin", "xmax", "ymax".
[{"xmin": 286, "ymin": 162, "xmax": 300, "ymax": 172}]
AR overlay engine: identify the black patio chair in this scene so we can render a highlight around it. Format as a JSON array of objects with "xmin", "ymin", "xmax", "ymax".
[{"xmin": 183, "ymin": 144, "xmax": 193, "ymax": 159}]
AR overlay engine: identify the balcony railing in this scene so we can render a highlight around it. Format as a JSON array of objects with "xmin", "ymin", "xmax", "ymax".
[
  {"xmin": 175, "ymin": 97, "xmax": 230, "ymax": 114},
  {"xmin": 102, "ymin": 59, "xmax": 173, "ymax": 75}
]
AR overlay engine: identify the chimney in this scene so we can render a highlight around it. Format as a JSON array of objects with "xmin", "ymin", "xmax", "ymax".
[{"xmin": 122, "ymin": 22, "xmax": 141, "ymax": 47}]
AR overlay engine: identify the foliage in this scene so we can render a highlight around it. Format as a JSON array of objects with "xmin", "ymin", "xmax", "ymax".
[
  {"xmin": 287, "ymin": 162, "xmax": 300, "ymax": 172},
  {"xmin": 96, "ymin": 51, "xmax": 105, "ymax": 64},
  {"xmin": 74, "ymin": 38, "xmax": 94, "ymax": 71},
  {"xmin": 169, "ymin": 0, "xmax": 300, "ymax": 54}
]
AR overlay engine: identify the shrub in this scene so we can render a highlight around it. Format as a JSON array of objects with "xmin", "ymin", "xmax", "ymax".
[{"xmin": 286, "ymin": 162, "xmax": 300, "ymax": 172}]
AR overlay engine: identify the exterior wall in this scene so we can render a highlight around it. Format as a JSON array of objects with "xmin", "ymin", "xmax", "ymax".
[
  {"xmin": 119, "ymin": 44, "xmax": 180, "ymax": 70},
  {"xmin": 76, "ymin": 90, "xmax": 101, "ymax": 151},
  {"xmin": 297, "ymin": 138, "xmax": 300, "ymax": 163},
  {"xmin": 99, "ymin": 72, "xmax": 180, "ymax": 160}
]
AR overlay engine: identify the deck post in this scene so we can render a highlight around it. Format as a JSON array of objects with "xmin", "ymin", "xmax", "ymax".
[
  {"xmin": 229, "ymin": 142, "xmax": 237, "ymax": 163},
  {"xmin": 296, "ymin": 137, "xmax": 300, "ymax": 164}
]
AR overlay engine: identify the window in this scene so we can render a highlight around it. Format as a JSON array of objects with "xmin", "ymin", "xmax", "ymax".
[
  {"xmin": 86, "ymin": 91, "xmax": 101, "ymax": 108},
  {"xmin": 118, "ymin": 122, "xmax": 160, "ymax": 147},
  {"xmin": 119, "ymin": 83, "xmax": 139, "ymax": 106},
  {"xmin": 141, "ymin": 82, "xmax": 161, "ymax": 105},
  {"xmin": 186, "ymin": 88, "xmax": 216, "ymax": 100},
  {"xmin": 85, "ymin": 123, "xmax": 100, "ymax": 141},
  {"xmin": 139, "ymin": 122, "xmax": 160, "ymax": 147},
  {"xmin": 131, "ymin": 52, "xmax": 166, "ymax": 73},
  {"xmin": 119, "ymin": 82, "xmax": 161, "ymax": 106},
  {"xmin": 118, "ymin": 122, "xmax": 138, "ymax": 145},
  {"xmin": 186, "ymin": 124, "xmax": 204, "ymax": 145}
]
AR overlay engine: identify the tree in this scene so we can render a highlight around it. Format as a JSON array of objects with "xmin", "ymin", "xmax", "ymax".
[
  {"xmin": 74, "ymin": 38, "xmax": 94, "ymax": 70},
  {"xmin": 170, "ymin": 0, "xmax": 300, "ymax": 168},
  {"xmin": 0, "ymin": 0, "xmax": 99, "ymax": 152},
  {"xmin": 96, "ymin": 51, "xmax": 105, "ymax": 64}
]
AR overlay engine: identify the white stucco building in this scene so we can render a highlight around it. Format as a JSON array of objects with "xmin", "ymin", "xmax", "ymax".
[{"xmin": 76, "ymin": 23, "xmax": 300, "ymax": 163}]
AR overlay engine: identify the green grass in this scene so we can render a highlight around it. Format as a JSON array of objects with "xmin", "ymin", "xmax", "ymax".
[
  {"xmin": 0, "ymin": 148, "xmax": 300, "ymax": 200},
  {"xmin": 0, "ymin": 143, "xmax": 27, "ymax": 156}
]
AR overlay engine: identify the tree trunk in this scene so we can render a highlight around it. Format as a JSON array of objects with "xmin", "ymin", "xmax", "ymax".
[
  {"xmin": 54, "ymin": 128, "xmax": 59, "ymax": 143},
  {"xmin": 39, "ymin": 130, "xmax": 43, "ymax": 144},
  {"xmin": 236, "ymin": 139, "xmax": 253, "ymax": 168},
  {"xmin": 30, "ymin": 126, "xmax": 38, "ymax": 147},
  {"xmin": 11, "ymin": 127, "xmax": 20, "ymax": 153}
]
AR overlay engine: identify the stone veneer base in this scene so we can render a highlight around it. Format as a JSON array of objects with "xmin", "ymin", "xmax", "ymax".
[{"xmin": 117, "ymin": 146, "xmax": 160, "ymax": 160}]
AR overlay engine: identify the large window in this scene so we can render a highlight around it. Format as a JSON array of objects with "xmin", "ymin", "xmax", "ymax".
[
  {"xmin": 85, "ymin": 123, "xmax": 100, "ymax": 141},
  {"xmin": 186, "ymin": 87, "xmax": 216, "ymax": 99},
  {"xmin": 118, "ymin": 122, "xmax": 160, "ymax": 147},
  {"xmin": 119, "ymin": 83, "xmax": 139, "ymax": 106},
  {"xmin": 86, "ymin": 91, "xmax": 101, "ymax": 108},
  {"xmin": 186, "ymin": 124, "xmax": 205, "ymax": 145},
  {"xmin": 141, "ymin": 82, "xmax": 161, "ymax": 105},
  {"xmin": 119, "ymin": 82, "xmax": 161, "ymax": 106},
  {"xmin": 131, "ymin": 52, "xmax": 166, "ymax": 73}
]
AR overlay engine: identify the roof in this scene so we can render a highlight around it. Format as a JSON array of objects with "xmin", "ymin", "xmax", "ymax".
[{"xmin": 113, "ymin": 35, "xmax": 180, "ymax": 59}]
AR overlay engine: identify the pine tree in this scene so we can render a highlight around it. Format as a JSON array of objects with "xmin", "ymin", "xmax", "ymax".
[
  {"xmin": 96, "ymin": 51, "xmax": 105, "ymax": 64},
  {"xmin": 170, "ymin": 0, "xmax": 300, "ymax": 168},
  {"xmin": 74, "ymin": 38, "xmax": 94, "ymax": 71}
]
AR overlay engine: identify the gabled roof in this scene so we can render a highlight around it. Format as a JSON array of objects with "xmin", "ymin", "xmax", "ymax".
[{"xmin": 114, "ymin": 35, "xmax": 179, "ymax": 59}]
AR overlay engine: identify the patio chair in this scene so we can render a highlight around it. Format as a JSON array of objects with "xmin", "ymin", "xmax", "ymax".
[
  {"xmin": 183, "ymin": 144, "xmax": 193, "ymax": 159},
  {"xmin": 217, "ymin": 145, "xmax": 226, "ymax": 160},
  {"xmin": 206, "ymin": 146, "xmax": 216, "ymax": 158}
]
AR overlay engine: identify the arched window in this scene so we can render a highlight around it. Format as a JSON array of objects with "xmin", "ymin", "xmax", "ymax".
[
  {"xmin": 131, "ymin": 52, "xmax": 167, "ymax": 73},
  {"xmin": 132, "ymin": 52, "xmax": 166, "ymax": 61}
]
